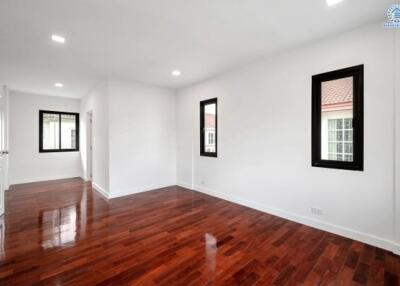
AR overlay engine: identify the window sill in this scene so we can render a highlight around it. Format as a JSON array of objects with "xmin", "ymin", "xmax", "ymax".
[
  {"xmin": 200, "ymin": 153, "xmax": 218, "ymax": 158},
  {"xmin": 312, "ymin": 160, "xmax": 363, "ymax": 171},
  {"xmin": 39, "ymin": 149, "xmax": 80, "ymax": 153}
]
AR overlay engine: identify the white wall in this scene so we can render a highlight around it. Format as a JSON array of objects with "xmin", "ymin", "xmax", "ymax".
[
  {"xmin": 80, "ymin": 78, "xmax": 176, "ymax": 198},
  {"xmin": 108, "ymin": 78, "xmax": 176, "ymax": 198},
  {"xmin": 176, "ymin": 90, "xmax": 194, "ymax": 189},
  {"xmin": 176, "ymin": 23, "xmax": 398, "ymax": 252},
  {"xmin": 80, "ymin": 81, "xmax": 110, "ymax": 196},
  {"xmin": 9, "ymin": 91, "xmax": 82, "ymax": 184}
]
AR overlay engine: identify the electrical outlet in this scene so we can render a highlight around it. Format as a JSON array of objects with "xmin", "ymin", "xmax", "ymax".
[{"xmin": 311, "ymin": 207, "xmax": 323, "ymax": 216}]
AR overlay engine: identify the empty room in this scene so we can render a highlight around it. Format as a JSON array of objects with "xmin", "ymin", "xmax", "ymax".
[{"xmin": 0, "ymin": 0, "xmax": 399, "ymax": 285}]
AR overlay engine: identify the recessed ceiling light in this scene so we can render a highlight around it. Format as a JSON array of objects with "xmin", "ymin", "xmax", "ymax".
[
  {"xmin": 172, "ymin": 70, "xmax": 182, "ymax": 77},
  {"xmin": 54, "ymin": 82, "xmax": 64, "ymax": 88},
  {"xmin": 51, "ymin": 34, "xmax": 66, "ymax": 44},
  {"xmin": 326, "ymin": 0, "xmax": 344, "ymax": 6}
]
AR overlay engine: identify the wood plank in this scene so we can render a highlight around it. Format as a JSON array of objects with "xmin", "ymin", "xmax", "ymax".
[{"xmin": 0, "ymin": 178, "xmax": 398, "ymax": 285}]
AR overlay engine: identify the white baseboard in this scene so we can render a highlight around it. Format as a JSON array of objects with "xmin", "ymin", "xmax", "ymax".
[
  {"xmin": 394, "ymin": 243, "xmax": 400, "ymax": 255},
  {"xmin": 92, "ymin": 182, "xmax": 109, "ymax": 199},
  {"xmin": 10, "ymin": 174, "xmax": 83, "ymax": 186},
  {"xmin": 108, "ymin": 183, "xmax": 176, "ymax": 199},
  {"xmin": 194, "ymin": 185, "xmax": 398, "ymax": 254},
  {"xmin": 177, "ymin": 181, "xmax": 192, "ymax": 190}
]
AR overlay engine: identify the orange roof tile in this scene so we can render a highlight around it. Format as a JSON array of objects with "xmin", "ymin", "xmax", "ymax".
[{"xmin": 321, "ymin": 77, "xmax": 353, "ymax": 111}]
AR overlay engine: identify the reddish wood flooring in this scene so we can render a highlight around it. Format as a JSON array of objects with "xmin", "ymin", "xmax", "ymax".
[{"xmin": 0, "ymin": 178, "xmax": 399, "ymax": 285}]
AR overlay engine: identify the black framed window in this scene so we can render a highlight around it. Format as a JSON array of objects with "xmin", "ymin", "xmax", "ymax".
[
  {"xmin": 200, "ymin": 98, "xmax": 217, "ymax": 157},
  {"xmin": 39, "ymin": 110, "xmax": 80, "ymax": 153},
  {"xmin": 312, "ymin": 65, "xmax": 364, "ymax": 171}
]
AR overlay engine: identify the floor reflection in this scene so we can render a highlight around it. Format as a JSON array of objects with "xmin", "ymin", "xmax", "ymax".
[
  {"xmin": 40, "ymin": 204, "xmax": 78, "ymax": 249},
  {"xmin": 39, "ymin": 183, "xmax": 92, "ymax": 250},
  {"xmin": 0, "ymin": 215, "xmax": 4, "ymax": 260},
  {"xmin": 204, "ymin": 233, "xmax": 217, "ymax": 282}
]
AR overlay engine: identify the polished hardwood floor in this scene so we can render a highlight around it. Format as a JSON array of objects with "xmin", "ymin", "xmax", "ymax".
[{"xmin": 0, "ymin": 178, "xmax": 399, "ymax": 285}]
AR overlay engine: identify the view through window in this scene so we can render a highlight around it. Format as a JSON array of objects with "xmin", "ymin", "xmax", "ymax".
[
  {"xmin": 312, "ymin": 65, "xmax": 363, "ymax": 171},
  {"xmin": 321, "ymin": 77, "xmax": 353, "ymax": 162},
  {"xmin": 40, "ymin": 111, "xmax": 79, "ymax": 152},
  {"xmin": 204, "ymin": 104, "xmax": 216, "ymax": 153},
  {"xmin": 61, "ymin": 114, "xmax": 78, "ymax": 149},
  {"xmin": 42, "ymin": 113, "xmax": 60, "ymax": 150},
  {"xmin": 200, "ymin": 98, "xmax": 217, "ymax": 157}
]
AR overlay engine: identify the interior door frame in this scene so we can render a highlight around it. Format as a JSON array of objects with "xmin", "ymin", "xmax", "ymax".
[
  {"xmin": 86, "ymin": 111, "xmax": 93, "ymax": 182},
  {"xmin": 0, "ymin": 86, "xmax": 9, "ymax": 216},
  {"xmin": 3, "ymin": 86, "xmax": 9, "ymax": 191}
]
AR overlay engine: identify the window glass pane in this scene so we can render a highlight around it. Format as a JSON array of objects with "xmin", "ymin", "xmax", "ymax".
[
  {"xmin": 328, "ymin": 131, "xmax": 336, "ymax": 141},
  {"xmin": 336, "ymin": 130, "xmax": 343, "ymax": 141},
  {"xmin": 328, "ymin": 120, "xmax": 336, "ymax": 130},
  {"xmin": 42, "ymin": 113, "xmax": 59, "ymax": 150},
  {"xmin": 344, "ymin": 130, "xmax": 353, "ymax": 141},
  {"xmin": 344, "ymin": 143, "xmax": 353, "ymax": 153},
  {"xmin": 336, "ymin": 119, "xmax": 343, "ymax": 130},
  {"xmin": 339, "ymin": 143, "xmax": 344, "ymax": 153},
  {"xmin": 328, "ymin": 153, "xmax": 337, "ymax": 160},
  {"xmin": 320, "ymin": 77, "xmax": 353, "ymax": 162},
  {"xmin": 344, "ymin": 118, "xmax": 352, "ymax": 129},
  {"xmin": 328, "ymin": 142, "xmax": 337, "ymax": 153},
  {"xmin": 344, "ymin": 155, "xmax": 353, "ymax": 162},
  {"xmin": 61, "ymin": 114, "xmax": 77, "ymax": 149},
  {"xmin": 204, "ymin": 103, "xmax": 216, "ymax": 153}
]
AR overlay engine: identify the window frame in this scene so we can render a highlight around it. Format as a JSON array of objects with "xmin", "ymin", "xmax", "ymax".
[
  {"xmin": 200, "ymin": 98, "xmax": 218, "ymax": 157},
  {"xmin": 39, "ymin": 110, "xmax": 80, "ymax": 153},
  {"xmin": 311, "ymin": 65, "xmax": 364, "ymax": 171}
]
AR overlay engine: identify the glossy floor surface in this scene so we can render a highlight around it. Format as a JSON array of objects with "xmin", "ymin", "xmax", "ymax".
[{"xmin": 0, "ymin": 178, "xmax": 399, "ymax": 285}]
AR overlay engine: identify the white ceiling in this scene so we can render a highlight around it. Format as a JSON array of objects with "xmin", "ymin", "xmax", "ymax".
[{"xmin": 0, "ymin": 0, "xmax": 392, "ymax": 98}]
